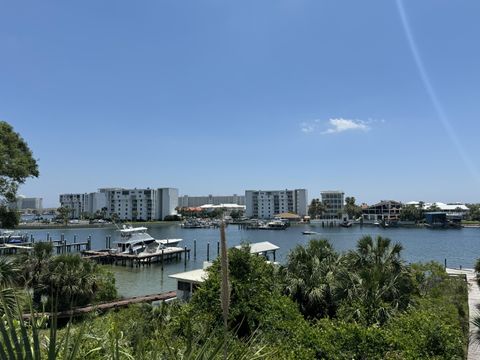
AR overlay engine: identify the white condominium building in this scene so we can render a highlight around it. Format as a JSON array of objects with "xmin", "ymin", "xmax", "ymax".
[
  {"xmin": 59, "ymin": 187, "xmax": 178, "ymax": 220},
  {"xmin": 245, "ymin": 189, "xmax": 308, "ymax": 219},
  {"xmin": 178, "ymin": 194, "xmax": 245, "ymax": 207}
]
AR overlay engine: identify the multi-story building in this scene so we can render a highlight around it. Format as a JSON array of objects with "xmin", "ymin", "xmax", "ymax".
[
  {"xmin": 178, "ymin": 194, "xmax": 245, "ymax": 208},
  {"xmin": 59, "ymin": 193, "xmax": 86, "ymax": 218},
  {"xmin": 245, "ymin": 189, "xmax": 308, "ymax": 219},
  {"xmin": 320, "ymin": 191, "xmax": 345, "ymax": 219},
  {"xmin": 84, "ymin": 191, "xmax": 108, "ymax": 215},
  {"xmin": 60, "ymin": 187, "xmax": 178, "ymax": 220},
  {"xmin": 156, "ymin": 188, "xmax": 179, "ymax": 220},
  {"xmin": 15, "ymin": 196, "xmax": 43, "ymax": 211},
  {"xmin": 362, "ymin": 200, "xmax": 403, "ymax": 221}
]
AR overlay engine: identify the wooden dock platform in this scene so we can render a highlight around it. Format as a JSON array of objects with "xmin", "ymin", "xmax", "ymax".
[
  {"xmin": 446, "ymin": 268, "xmax": 480, "ymax": 360},
  {"xmin": 82, "ymin": 246, "xmax": 191, "ymax": 267},
  {"xmin": 24, "ymin": 291, "xmax": 177, "ymax": 319}
]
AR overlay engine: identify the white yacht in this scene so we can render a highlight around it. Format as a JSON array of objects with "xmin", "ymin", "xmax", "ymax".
[{"xmin": 114, "ymin": 225, "xmax": 182, "ymax": 255}]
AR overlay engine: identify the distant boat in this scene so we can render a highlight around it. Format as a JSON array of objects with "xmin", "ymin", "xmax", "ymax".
[
  {"xmin": 340, "ymin": 221, "xmax": 352, "ymax": 228},
  {"xmin": 302, "ymin": 231, "xmax": 318, "ymax": 235},
  {"xmin": 258, "ymin": 220, "xmax": 288, "ymax": 230}
]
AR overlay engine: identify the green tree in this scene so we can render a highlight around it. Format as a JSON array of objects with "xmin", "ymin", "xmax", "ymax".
[
  {"xmin": 339, "ymin": 235, "xmax": 414, "ymax": 325},
  {"xmin": 19, "ymin": 243, "xmax": 117, "ymax": 311},
  {"xmin": 283, "ymin": 239, "xmax": 343, "ymax": 319},
  {"xmin": 0, "ymin": 205, "xmax": 20, "ymax": 228},
  {"xmin": 344, "ymin": 196, "xmax": 362, "ymax": 220},
  {"xmin": 191, "ymin": 245, "xmax": 279, "ymax": 337},
  {"xmin": 308, "ymin": 198, "xmax": 326, "ymax": 219},
  {"xmin": 0, "ymin": 122, "xmax": 39, "ymax": 203},
  {"xmin": 110, "ymin": 212, "xmax": 119, "ymax": 223},
  {"xmin": 56, "ymin": 206, "xmax": 71, "ymax": 225},
  {"xmin": 400, "ymin": 204, "xmax": 424, "ymax": 222},
  {"xmin": 426, "ymin": 203, "xmax": 441, "ymax": 212},
  {"xmin": 230, "ymin": 210, "xmax": 243, "ymax": 220},
  {"xmin": 467, "ymin": 203, "xmax": 480, "ymax": 221},
  {"xmin": 0, "ymin": 122, "xmax": 39, "ymax": 228}
]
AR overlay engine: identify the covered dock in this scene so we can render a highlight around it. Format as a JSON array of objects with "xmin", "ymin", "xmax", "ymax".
[
  {"xmin": 235, "ymin": 241, "xmax": 279, "ymax": 261},
  {"xmin": 169, "ymin": 263, "xmax": 211, "ymax": 300}
]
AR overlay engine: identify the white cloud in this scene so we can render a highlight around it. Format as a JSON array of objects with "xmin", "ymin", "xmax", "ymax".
[
  {"xmin": 322, "ymin": 118, "xmax": 369, "ymax": 134},
  {"xmin": 300, "ymin": 117, "xmax": 383, "ymax": 135},
  {"xmin": 300, "ymin": 119, "xmax": 320, "ymax": 133},
  {"xmin": 300, "ymin": 122, "xmax": 316, "ymax": 133}
]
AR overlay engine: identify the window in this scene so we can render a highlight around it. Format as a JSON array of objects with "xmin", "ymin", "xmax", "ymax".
[{"xmin": 178, "ymin": 281, "xmax": 191, "ymax": 291}]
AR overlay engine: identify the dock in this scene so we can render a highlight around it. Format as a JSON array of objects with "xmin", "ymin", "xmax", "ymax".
[
  {"xmin": 24, "ymin": 291, "xmax": 177, "ymax": 319},
  {"xmin": 82, "ymin": 246, "xmax": 191, "ymax": 267},
  {"xmin": 446, "ymin": 268, "xmax": 480, "ymax": 360}
]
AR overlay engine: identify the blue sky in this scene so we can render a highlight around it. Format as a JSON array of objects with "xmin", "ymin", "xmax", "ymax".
[{"xmin": 1, "ymin": 0, "xmax": 479, "ymax": 207}]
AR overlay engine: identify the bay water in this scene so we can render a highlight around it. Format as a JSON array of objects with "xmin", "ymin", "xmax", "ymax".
[{"xmin": 20, "ymin": 223, "xmax": 480, "ymax": 297}]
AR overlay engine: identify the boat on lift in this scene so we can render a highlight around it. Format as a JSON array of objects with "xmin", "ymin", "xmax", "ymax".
[{"xmin": 114, "ymin": 225, "xmax": 182, "ymax": 255}]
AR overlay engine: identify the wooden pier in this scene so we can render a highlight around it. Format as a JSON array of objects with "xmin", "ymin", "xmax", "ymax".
[
  {"xmin": 0, "ymin": 236, "xmax": 91, "ymax": 255},
  {"xmin": 446, "ymin": 268, "xmax": 480, "ymax": 360},
  {"xmin": 82, "ymin": 246, "xmax": 191, "ymax": 267},
  {"xmin": 24, "ymin": 291, "xmax": 177, "ymax": 319}
]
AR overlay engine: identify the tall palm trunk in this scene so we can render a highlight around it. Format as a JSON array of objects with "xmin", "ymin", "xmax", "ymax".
[{"xmin": 219, "ymin": 220, "xmax": 230, "ymax": 360}]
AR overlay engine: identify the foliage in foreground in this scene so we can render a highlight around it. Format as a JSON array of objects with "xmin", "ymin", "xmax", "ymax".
[{"xmin": 0, "ymin": 237, "xmax": 470, "ymax": 359}]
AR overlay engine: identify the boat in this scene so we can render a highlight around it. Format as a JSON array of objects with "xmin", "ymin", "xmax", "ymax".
[
  {"xmin": 340, "ymin": 221, "xmax": 352, "ymax": 228},
  {"xmin": 0, "ymin": 230, "xmax": 29, "ymax": 244},
  {"xmin": 259, "ymin": 220, "xmax": 288, "ymax": 230},
  {"xmin": 302, "ymin": 230, "xmax": 318, "ymax": 235},
  {"xmin": 113, "ymin": 225, "xmax": 182, "ymax": 255}
]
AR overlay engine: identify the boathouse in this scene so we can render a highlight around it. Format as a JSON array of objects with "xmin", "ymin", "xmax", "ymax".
[{"xmin": 169, "ymin": 262, "xmax": 211, "ymax": 300}]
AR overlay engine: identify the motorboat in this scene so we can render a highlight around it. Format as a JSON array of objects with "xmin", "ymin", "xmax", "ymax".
[
  {"xmin": 302, "ymin": 230, "xmax": 318, "ymax": 235},
  {"xmin": 114, "ymin": 225, "xmax": 182, "ymax": 255},
  {"xmin": 340, "ymin": 221, "xmax": 353, "ymax": 228},
  {"xmin": 259, "ymin": 220, "xmax": 288, "ymax": 230},
  {"xmin": 0, "ymin": 230, "xmax": 28, "ymax": 244}
]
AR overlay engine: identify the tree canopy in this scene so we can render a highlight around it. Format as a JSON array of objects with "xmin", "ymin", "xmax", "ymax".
[
  {"xmin": 0, "ymin": 121, "xmax": 39, "ymax": 203},
  {"xmin": 0, "ymin": 121, "xmax": 39, "ymax": 228}
]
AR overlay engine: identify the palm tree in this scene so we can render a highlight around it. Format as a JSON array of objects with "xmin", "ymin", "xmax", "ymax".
[
  {"xmin": 0, "ymin": 256, "xmax": 20, "ymax": 316},
  {"xmin": 283, "ymin": 239, "xmax": 343, "ymax": 319},
  {"xmin": 342, "ymin": 235, "xmax": 413, "ymax": 325},
  {"xmin": 41, "ymin": 255, "xmax": 97, "ymax": 310},
  {"xmin": 0, "ymin": 256, "xmax": 19, "ymax": 288}
]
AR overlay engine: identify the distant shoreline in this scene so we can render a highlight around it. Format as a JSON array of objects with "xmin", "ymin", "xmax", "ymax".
[{"xmin": 17, "ymin": 221, "xmax": 181, "ymax": 230}]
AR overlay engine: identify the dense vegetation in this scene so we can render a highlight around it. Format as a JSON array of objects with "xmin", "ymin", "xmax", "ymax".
[
  {"xmin": 0, "ymin": 121, "xmax": 39, "ymax": 228},
  {"xmin": 0, "ymin": 236, "xmax": 469, "ymax": 359}
]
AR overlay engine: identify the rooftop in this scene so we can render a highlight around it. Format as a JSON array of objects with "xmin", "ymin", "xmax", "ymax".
[
  {"xmin": 169, "ymin": 268, "xmax": 208, "ymax": 284},
  {"xmin": 235, "ymin": 241, "xmax": 279, "ymax": 254}
]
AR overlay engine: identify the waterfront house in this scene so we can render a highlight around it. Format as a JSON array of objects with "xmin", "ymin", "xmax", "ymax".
[{"xmin": 362, "ymin": 200, "xmax": 403, "ymax": 222}]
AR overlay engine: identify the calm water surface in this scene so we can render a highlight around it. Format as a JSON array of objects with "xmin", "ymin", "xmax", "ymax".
[{"xmin": 22, "ymin": 224, "xmax": 480, "ymax": 297}]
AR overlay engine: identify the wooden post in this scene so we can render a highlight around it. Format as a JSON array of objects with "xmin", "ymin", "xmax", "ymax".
[
  {"xmin": 444, "ymin": 258, "xmax": 447, "ymax": 270},
  {"xmin": 161, "ymin": 249, "xmax": 164, "ymax": 271},
  {"xmin": 273, "ymin": 250, "xmax": 276, "ymax": 262},
  {"xmin": 105, "ymin": 236, "xmax": 109, "ymax": 250},
  {"xmin": 194, "ymin": 239, "xmax": 196, "ymax": 259},
  {"xmin": 217, "ymin": 241, "xmax": 220, "ymax": 257},
  {"xmin": 47, "ymin": 232, "xmax": 49, "ymax": 241},
  {"xmin": 207, "ymin": 242, "xmax": 210, "ymax": 262},
  {"xmin": 74, "ymin": 235, "xmax": 77, "ymax": 243},
  {"xmin": 87, "ymin": 236, "xmax": 92, "ymax": 251},
  {"xmin": 184, "ymin": 246, "xmax": 187, "ymax": 267}
]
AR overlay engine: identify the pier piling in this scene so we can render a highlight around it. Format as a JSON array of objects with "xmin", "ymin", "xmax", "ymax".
[
  {"xmin": 207, "ymin": 242, "xmax": 210, "ymax": 261},
  {"xmin": 193, "ymin": 240, "xmax": 196, "ymax": 259},
  {"xmin": 161, "ymin": 249, "xmax": 164, "ymax": 270}
]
